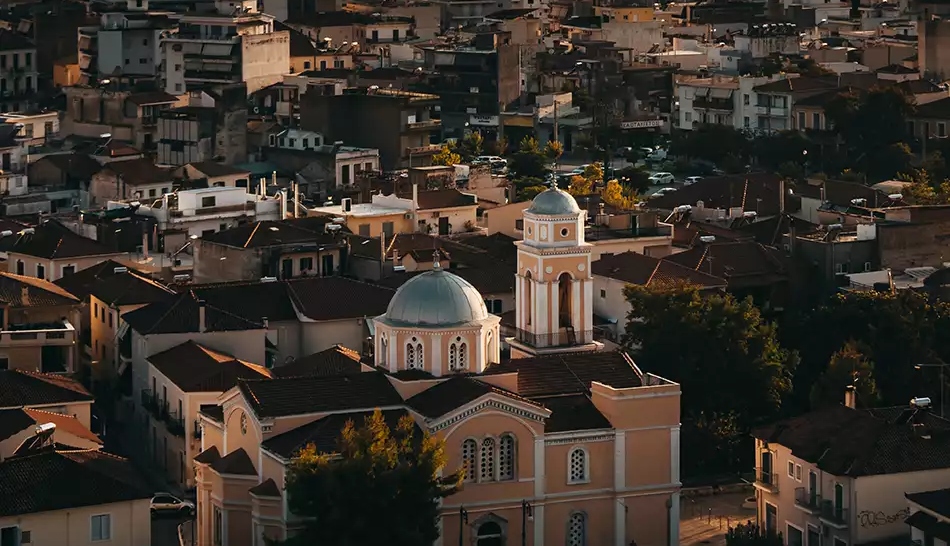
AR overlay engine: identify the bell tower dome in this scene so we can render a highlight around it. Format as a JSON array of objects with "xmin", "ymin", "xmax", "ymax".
[{"xmin": 508, "ymin": 185, "xmax": 602, "ymax": 358}]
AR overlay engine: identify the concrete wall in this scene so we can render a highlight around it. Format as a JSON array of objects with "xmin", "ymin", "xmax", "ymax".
[
  {"xmin": 7, "ymin": 252, "xmax": 125, "ymax": 282},
  {"xmin": 241, "ymin": 31, "xmax": 291, "ymax": 95},
  {"xmin": 0, "ymin": 499, "xmax": 151, "ymax": 546},
  {"xmin": 878, "ymin": 221, "xmax": 950, "ymax": 271}
]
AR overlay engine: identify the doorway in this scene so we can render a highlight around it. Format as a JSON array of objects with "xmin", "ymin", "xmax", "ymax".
[
  {"xmin": 438, "ymin": 216, "xmax": 449, "ymax": 235},
  {"xmin": 281, "ymin": 259, "xmax": 292, "ymax": 279},
  {"xmin": 322, "ymin": 254, "xmax": 334, "ymax": 276}
]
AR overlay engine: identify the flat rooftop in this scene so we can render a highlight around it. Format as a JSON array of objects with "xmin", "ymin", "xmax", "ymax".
[{"xmin": 310, "ymin": 202, "xmax": 409, "ymax": 218}]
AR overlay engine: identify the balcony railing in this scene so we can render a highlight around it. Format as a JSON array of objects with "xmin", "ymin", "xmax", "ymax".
[
  {"xmin": 753, "ymin": 468, "xmax": 779, "ymax": 492},
  {"xmin": 166, "ymin": 412, "xmax": 186, "ymax": 438},
  {"xmin": 193, "ymin": 420, "xmax": 202, "ymax": 441},
  {"xmin": 819, "ymin": 500, "xmax": 848, "ymax": 528},
  {"xmin": 142, "ymin": 390, "xmax": 159, "ymax": 416},
  {"xmin": 405, "ymin": 119, "xmax": 442, "ymax": 131},
  {"xmin": 0, "ymin": 321, "xmax": 75, "ymax": 346},
  {"xmin": 794, "ymin": 487, "xmax": 821, "ymax": 512},
  {"xmin": 513, "ymin": 328, "xmax": 594, "ymax": 349}
]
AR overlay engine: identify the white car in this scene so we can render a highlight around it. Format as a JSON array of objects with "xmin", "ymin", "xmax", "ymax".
[
  {"xmin": 648, "ymin": 172, "xmax": 675, "ymax": 185},
  {"xmin": 650, "ymin": 187, "xmax": 678, "ymax": 198},
  {"xmin": 684, "ymin": 176, "xmax": 702, "ymax": 186},
  {"xmin": 475, "ymin": 155, "xmax": 504, "ymax": 164},
  {"xmin": 151, "ymin": 493, "xmax": 195, "ymax": 516},
  {"xmin": 570, "ymin": 164, "xmax": 591, "ymax": 176}
]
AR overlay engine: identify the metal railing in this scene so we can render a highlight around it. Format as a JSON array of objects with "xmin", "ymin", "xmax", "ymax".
[
  {"xmin": 754, "ymin": 468, "xmax": 778, "ymax": 490},
  {"xmin": 193, "ymin": 420, "xmax": 202, "ymax": 441},
  {"xmin": 166, "ymin": 411, "xmax": 185, "ymax": 437},
  {"xmin": 819, "ymin": 500, "xmax": 848, "ymax": 527},
  {"xmin": 514, "ymin": 328, "xmax": 594, "ymax": 348},
  {"xmin": 142, "ymin": 390, "xmax": 159, "ymax": 416},
  {"xmin": 405, "ymin": 119, "xmax": 441, "ymax": 130},
  {"xmin": 794, "ymin": 487, "xmax": 820, "ymax": 511}
]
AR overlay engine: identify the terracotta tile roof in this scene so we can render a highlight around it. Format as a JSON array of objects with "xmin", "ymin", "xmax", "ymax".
[
  {"xmin": 127, "ymin": 91, "xmax": 180, "ymax": 106},
  {"xmin": 406, "ymin": 376, "xmax": 545, "ymax": 419},
  {"xmin": 274, "ymin": 345, "xmax": 368, "ymax": 378},
  {"xmin": 40, "ymin": 153, "xmax": 102, "ymax": 179},
  {"xmin": 0, "ymin": 449, "xmax": 152, "ymax": 517},
  {"xmin": 189, "ymin": 280, "xmax": 299, "ymax": 321},
  {"xmin": 0, "ymin": 370, "xmax": 93, "ymax": 409},
  {"xmin": 753, "ymin": 76, "xmax": 837, "ymax": 94},
  {"xmin": 648, "ymin": 173, "xmax": 800, "ymax": 217},
  {"xmin": 0, "ymin": 408, "xmax": 36, "ymax": 441},
  {"xmin": 148, "ymin": 341, "xmax": 272, "ymax": 392},
  {"xmin": 201, "ymin": 218, "xmax": 344, "ymax": 249},
  {"xmin": 194, "ymin": 446, "xmax": 221, "ymax": 464},
  {"xmin": 0, "ymin": 29, "xmax": 34, "ymax": 51},
  {"xmin": 754, "ymin": 404, "xmax": 950, "ymax": 477},
  {"xmin": 0, "ymin": 272, "xmax": 80, "ymax": 307},
  {"xmin": 262, "ymin": 409, "xmax": 411, "ymax": 459},
  {"xmin": 199, "ymin": 405, "xmax": 223, "ymax": 423},
  {"xmin": 122, "ymin": 291, "xmax": 263, "ymax": 334},
  {"xmin": 238, "ymin": 372, "xmax": 403, "ymax": 418},
  {"xmin": 249, "ymin": 478, "xmax": 281, "ymax": 497},
  {"xmin": 0, "ymin": 220, "xmax": 119, "ymax": 260},
  {"xmin": 376, "ymin": 264, "xmax": 515, "ymax": 296},
  {"xmin": 484, "ymin": 351, "xmax": 642, "ymax": 398},
  {"xmin": 100, "ymin": 158, "xmax": 174, "ymax": 186},
  {"xmin": 210, "ymin": 448, "xmax": 257, "ymax": 475},
  {"xmin": 662, "ymin": 241, "xmax": 788, "ymax": 289},
  {"xmin": 411, "ymin": 189, "xmax": 477, "ymax": 210},
  {"xmin": 186, "ymin": 161, "xmax": 251, "ymax": 177},
  {"xmin": 286, "ymin": 276, "xmax": 395, "ymax": 321},
  {"xmin": 54, "ymin": 260, "xmax": 151, "ymax": 300},
  {"xmin": 592, "ymin": 251, "xmax": 726, "ymax": 289},
  {"xmin": 536, "ymin": 394, "xmax": 612, "ymax": 433},
  {"xmin": 22, "ymin": 408, "xmax": 101, "ymax": 445}
]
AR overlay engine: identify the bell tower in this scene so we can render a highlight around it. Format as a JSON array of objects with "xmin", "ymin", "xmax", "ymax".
[{"xmin": 509, "ymin": 185, "xmax": 602, "ymax": 359}]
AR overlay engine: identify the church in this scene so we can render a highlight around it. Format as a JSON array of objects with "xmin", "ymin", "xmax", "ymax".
[{"xmin": 193, "ymin": 186, "xmax": 683, "ymax": 546}]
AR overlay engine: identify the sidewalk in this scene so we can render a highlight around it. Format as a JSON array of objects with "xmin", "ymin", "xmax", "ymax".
[{"xmin": 680, "ymin": 489, "xmax": 756, "ymax": 546}]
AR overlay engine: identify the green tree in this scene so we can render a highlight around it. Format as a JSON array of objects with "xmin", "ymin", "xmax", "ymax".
[
  {"xmin": 508, "ymin": 137, "xmax": 551, "ymax": 183},
  {"xmin": 615, "ymin": 166, "xmax": 652, "ymax": 194},
  {"xmin": 899, "ymin": 164, "xmax": 950, "ymax": 205},
  {"xmin": 519, "ymin": 184, "xmax": 548, "ymax": 200},
  {"xmin": 544, "ymin": 140, "xmax": 563, "ymax": 162},
  {"xmin": 726, "ymin": 522, "xmax": 783, "ymax": 546},
  {"xmin": 622, "ymin": 283, "xmax": 797, "ymax": 475},
  {"xmin": 458, "ymin": 131, "xmax": 484, "ymax": 161},
  {"xmin": 601, "ymin": 178, "xmax": 638, "ymax": 209},
  {"xmin": 432, "ymin": 145, "xmax": 462, "ymax": 167},
  {"xmin": 279, "ymin": 410, "xmax": 462, "ymax": 546},
  {"xmin": 670, "ymin": 124, "xmax": 750, "ymax": 164},
  {"xmin": 809, "ymin": 341, "xmax": 878, "ymax": 409}
]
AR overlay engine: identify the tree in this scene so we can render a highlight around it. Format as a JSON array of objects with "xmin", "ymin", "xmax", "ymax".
[
  {"xmin": 615, "ymin": 166, "xmax": 652, "ymax": 194},
  {"xmin": 810, "ymin": 341, "xmax": 878, "ymax": 409},
  {"xmin": 457, "ymin": 131, "xmax": 483, "ymax": 161},
  {"xmin": 432, "ymin": 145, "xmax": 461, "ymax": 167},
  {"xmin": 544, "ymin": 140, "xmax": 564, "ymax": 162},
  {"xmin": 519, "ymin": 184, "xmax": 548, "ymax": 200},
  {"xmin": 900, "ymin": 165, "xmax": 950, "ymax": 205},
  {"xmin": 601, "ymin": 179, "xmax": 638, "ymax": 209},
  {"xmin": 279, "ymin": 410, "xmax": 462, "ymax": 546},
  {"xmin": 508, "ymin": 137, "xmax": 551, "ymax": 183},
  {"xmin": 622, "ymin": 283, "xmax": 797, "ymax": 475},
  {"xmin": 567, "ymin": 163, "xmax": 603, "ymax": 196},
  {"xmin": 726, "ymin": 522, "xmax": 783, "ymax": 546}
]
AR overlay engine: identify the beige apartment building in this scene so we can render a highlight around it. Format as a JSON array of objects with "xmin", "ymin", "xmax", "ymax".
[{"xmin": 1, "ymin": 221, "xmax": 124, "ymax": 282}]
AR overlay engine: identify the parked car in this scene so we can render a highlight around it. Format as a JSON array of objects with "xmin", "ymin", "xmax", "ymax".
[
  {"xmin": 650, "ymin": 187, "xmax": 678, "ymax": 198},
  {"xmin": 684, "ymin": 176, "xmax": 702, "ymax": 186},
  {"xmin": 570, "ymin": 164, "xmax": 592, "ymax": 176},
  {"xmin": 151, "ymin": 493, "xmax": 195, "ymax": 516},
  {"xmin": 647, "ymin": 148, "xmax": 668, "ymax": 162},
  {"xmin": 475, "ymin": 155, "xmax": 504, "ymax": 164},
  {"xmin": 648, "ymin": 172, "xmax": 675, "ymax": 185}
]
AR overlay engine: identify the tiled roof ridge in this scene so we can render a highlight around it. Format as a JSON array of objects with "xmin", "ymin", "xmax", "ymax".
[
  {"xmin": 0, "ymin": 271, "xmax": 80, "ymax": 302},
  {"xmin": 243, "ymin": 221, "xmax": 263, "ymax": 248},
  {"xmin": 126, "ymin": 268, "xmax": 176, "ymax": 294},
  {"xmin": 187, "ymin": 289, "xmax": 265, "ymax": 329},
  {"xmin": 468, "ymin": 376, "xmax": 548, "ymax": 409},
  {"xmin": 741, "ymin": 178, "xmax": 749, "ymax": 210},
  {"xmin": 285, "ymin": 276, "xmax": 394, "ymax": 321},
  {"xmin": 12, "ymin": 370, "xmax": 92, "ymax": 397}
]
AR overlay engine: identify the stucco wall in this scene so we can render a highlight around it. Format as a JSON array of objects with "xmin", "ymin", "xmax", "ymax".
[{"xmin": 0, "ymin": 498, "xmax": 151, "ymax": 546}]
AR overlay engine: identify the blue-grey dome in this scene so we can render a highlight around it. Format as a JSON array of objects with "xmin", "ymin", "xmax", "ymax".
[
  {"xmin": 383, "ymin": 266, "xmax": 489, "ymax": 327},
  {"xmin": 526, "ymin": 186, "xmax": 581, "ymax": 215}
]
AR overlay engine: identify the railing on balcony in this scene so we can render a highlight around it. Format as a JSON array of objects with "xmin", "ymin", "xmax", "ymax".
[
  {"xmin": 819, "ymin": 500, "xmax": 848, "ymax": 527},
  {"xmin": 794, "ymin": 487, "xmax": 821, "ymax": 512},
  {"xmin": 142, "ymin": 390, "xmax": 159, "ymax": 416},
  {"xmin": 693, "ymin": 98, "xmax": 734, "ymax": 111},
  {"xmin": 166, "ymin": 411, "xmax": 186, "ymax": 438},
  {"xmin": 0, "ymin": 322, "xmax": 74, "ymax": 345},
  {"xmin": 513, "ymin": 328, "xmax": 594, "ymax": 348},
  {"xmin": 753, "ymin": 468, "xmax": 779, "ymax": 491},
  {"xmin": 193, "ymin": 420, "xmax": 202, "ymax": 441},
  {"xmin": 405, "ymin": 119, "xmax": 442, "ymax": 131},
  {"xmin": 405, "ymin": 144, "xmax": 442, "ymax": 156}
]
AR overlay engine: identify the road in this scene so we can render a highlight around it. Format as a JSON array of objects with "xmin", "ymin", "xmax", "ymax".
[{"xmin": 152, "ymin": 514, "xmax": 192, "ymax": 546}]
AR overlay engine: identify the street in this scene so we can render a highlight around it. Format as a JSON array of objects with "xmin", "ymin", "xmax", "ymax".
[{"xmin": 152, "ymin": 514, "xmax": 193, "ymax": 546}]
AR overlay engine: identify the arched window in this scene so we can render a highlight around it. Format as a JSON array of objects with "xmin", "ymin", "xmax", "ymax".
[
  {"xmin": 406, "ymin": 343, "xmax": 416, "ymax": 369},
  {"xmin": 476, "ymin": 521, "xmax": 503, "ymax": 546},
  {"xmin": 461, "ymin": 439, "xmax": 477, "ymax": 483},
  {"xmin": 479, "ymin": 437, "xmax": 496, "ymax": 482},
  {"xmin": 449, "ymin": 343, "xmax": 458, "ymax": 371},
  {"xmin": 558, "ymin": 272, "xmax": 573, "ymax": 328},
  {"xmin": 416, "ymin": 342, "xmax": 424, "ymax": 368},
  {"xmin": 567, "ymin": 513, "xmax": 586, "ymax": 546},
  {"xmin": 458, "ymin": 342, "xmax": 468, "ymax": 370},
  {"xmin": 498, "ymin": 434, "xmax": 515, "ymax": 481},
  {"xmin": 568, "ymin": 447, "xmax": 588, "ymax": 484},
  {"xmin": 486, "ymin": 331, "xmax": 494, "ymax": 364},
  {"xmin": 379, "ymin": 333, "xmax": 387, "ymax": 365},
  {"xmin": 524, "ymin": 270, "xmax": 532, "ymax": 326}
]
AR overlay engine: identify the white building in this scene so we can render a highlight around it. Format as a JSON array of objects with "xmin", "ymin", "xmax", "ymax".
[
  {"xmin": 268, "ymin": 128, "xmax": 380, "ymax": 188},
  {"xmin": 162, "ymin": 0, "xmax": 290, "ymax": 95},
  {"xmin": 676, "ymin": 73, "xmax": 790, "ymax": 131},
  {"xmin": 77, "ymin": 1, "xmax": 177, "ymax": 83}
]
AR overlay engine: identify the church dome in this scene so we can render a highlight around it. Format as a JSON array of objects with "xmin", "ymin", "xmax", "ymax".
[
  {"xmin": 383, "ymin": 256, "xmax": 489, "ymax": 327},
  {"xmin": 526, "ymin": 186, "xmax": 581, "ymax": 216}
]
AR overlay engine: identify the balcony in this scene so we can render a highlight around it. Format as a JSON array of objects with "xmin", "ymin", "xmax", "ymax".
[
  {"xmin": 753, "ymin": 468, "xmax": 779, "ymax": 493},
  {"xmin": 694, "ymin": 98, "xmax": 734, "ymax": 111},
  {"xmin": 0, "ymin": 321, "xmax": 75, "ymax": 347},
  {"xmin": 794, "ymin": 487, "xmax": 821, "ymax": 513},
  {"xmin": 756, "ymin": 104, "xmax": 788, "ymax": 117},
  {"xmin": 405, "ymin": 144, "xmax": 442, "ymax": 156},
  {"xmin": 142, "ymin": 390, "xmax": 159, "ymax": 415},
  {"xmin": 819, "ymin": 500, "xmax": 848, "ymax": 529},
  {"xmin": 193, "ymin": 420, "xmax": 202, "ymax": 441},
  {"xmin": 405, "ymin": 119, "xmax": 442, "ymax": 131},
  {"xmin": 166, "ymin": 412, "xmax": 186, "ymax": 438},
  {"xmin": 513, "ymin": 328, "xmax": 594, "ymax": 349}
]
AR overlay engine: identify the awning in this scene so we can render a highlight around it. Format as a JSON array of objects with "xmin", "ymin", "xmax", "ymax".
[
  {"xmin": 710, "ymin": 88, "xmax": 733, "ymax": 99},
  {"xmin": 906, "ymin": 509, "xmax": 950, "ymax": 542}
]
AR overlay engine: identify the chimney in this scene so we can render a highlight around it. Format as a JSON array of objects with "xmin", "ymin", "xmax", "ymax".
[
  {"xmin": 198, "ymin": 300, "xmax": 207, "ymax": 333},
  {"xmin": 412, "ymin": 182, "xmax": 419, "ymax": 208},
  {"xmin": 844, "ymin": 385, "xmax": 856, "ymax": 409},
  {"xmin": 20, "ymin": 285, "xmax": 28, "ymax": 307}
]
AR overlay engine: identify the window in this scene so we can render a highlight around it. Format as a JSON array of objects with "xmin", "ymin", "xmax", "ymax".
[
  {"xmin": 744, "ymin": 116, "xmax": 750, "ymax": 128},
  {"xmin": 600, "ymin": 289, "xmax": 606, "ymax": 298},
  {"xmin": 0, "ymin": 527, "xmax": 20, "ymax": 546},
  {"xmin": 764, "ymin": 503, "xmax": 777, "ymax": 535},
  {"xmin": 795, "ymin": 464, "xmax": 802, "ymax": 481},
  {"xmin": 320, "ymin": 60, "xmax": 327, "ymax": 70},
  {"xmin": 786, "ymin": 524, "xmax": 803, "ymax": 546},
  {"xmin": 406, "ymin": 338, "xmax": 422, "ymax": 369},
  {"xmin": 685, "ymin": 112, "xmax": 692, "ymax": 123},
  {"xmin": 477, "ymin": 522, "xmax": 503, "ymax": 546},
  {"xmin": 288, "ymin": 138, "xmax": 295, "ymax": 147},
  {"xmin": 864, "ymin": 262, "xmax": 871, "ymax": 272},
  {"xmin": 743, "ymin": 94, "xmax": 750, "ymax": 105},
  {"xmin": 0, "ymin": 357, "xmax": 8, "ymax": 370},
  {"xmin": 358, "ymin": 224, "xmax": 370, "ymax": 236},
  {"xmin": 36, "ymin": 264, "xmax": 44, "ymax": 280},
  {"xmin": 149, "ymin": 189, "xmax": 157, "ymax": 197},
  {"xmin": 300, "ymin": 257, "xmax": 313, "ymax": 271},
  {"xmin": 139, "ymin": 58, "xmax": 147, "ymax": 64},
  {"xmin": 213, "ymin": 507, "xmax": 224, "ymax": 546},
  {"xmin": 479, "ymin": 437, "xmax": 496, "ymax": 482},
  {"xmin": 302, "ymin": 138, "xmax": 309, "ymax": 148},
  {"xmin": 15, "ymin": 261, "xmax": 22, "ymax": 275},
  {"xmin": 813, "ymin": 113, "xmax": 821, "ymax": 130},
  {"xmin": 568, "ymin": 447, "xmax": 588, "ymax": 483},
  {"xmin": 334, "ymin": 59, "xmax": 344, "ymax": 68},
  {"xmin": 91, "ymin": 514, "xmax": 111, "ymax": 541},
  {"xmin": 515, "ymin": 219, "xmax": 524, "ymax": 231},
  {"xmin": 835, "ymin": 263, "xmax": 846, "ymax": 274},
  {"xmin": 304, "ymin": 61, "xmax": 311, "ymax": 69},
  {"xmin": 109, "ymin": 312, "xmax": 113, "ymax": 328},
  {"xmin": 498, "ymin": 434, "xmax": 515, "ymax": 480},
  {"xmin": 19, "ymin": 531, "xmax": 29, "ymax": 544},
  {"xmin": 567, "ymin": 513, "xmax": 586, "ymax": 546},
  {"xmin": 797, "ymin": 112, "xmax": 806, "ymax": 129},
  {"xmin": 175, "ymin": 83, "xmax": 182, "ymax": 92},
  {"xmin": 462, "ymin": 439, "xmax": 477, "ymax": 482},
  {"xmin": 201, "ymin": 196, "xmax": 216, "ymax": 208},
  {"xmin": 941, "ymin": 122, "xmax": 947, "ymax": 138},
  {"xmin": 787, "ymin": 461, "xmax": 794, "ymax": 477}
]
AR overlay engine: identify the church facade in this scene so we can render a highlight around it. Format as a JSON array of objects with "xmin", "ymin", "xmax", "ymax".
[{"xmin": 193, "ymin": 186, "xmax": 682, "ymax": 546}]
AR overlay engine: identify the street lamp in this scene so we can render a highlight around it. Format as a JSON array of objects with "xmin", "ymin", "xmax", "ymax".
[
  {"xmin": 915, "ymin": 362, "xmax": 949, "ymax": 418},
  {"xmin": 459, "ymin": 506, "xmax": 468, "ymax": 546},
  {"xmin": 521, "ymin": 500, "xmax": 533, "ymax": 546}
]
